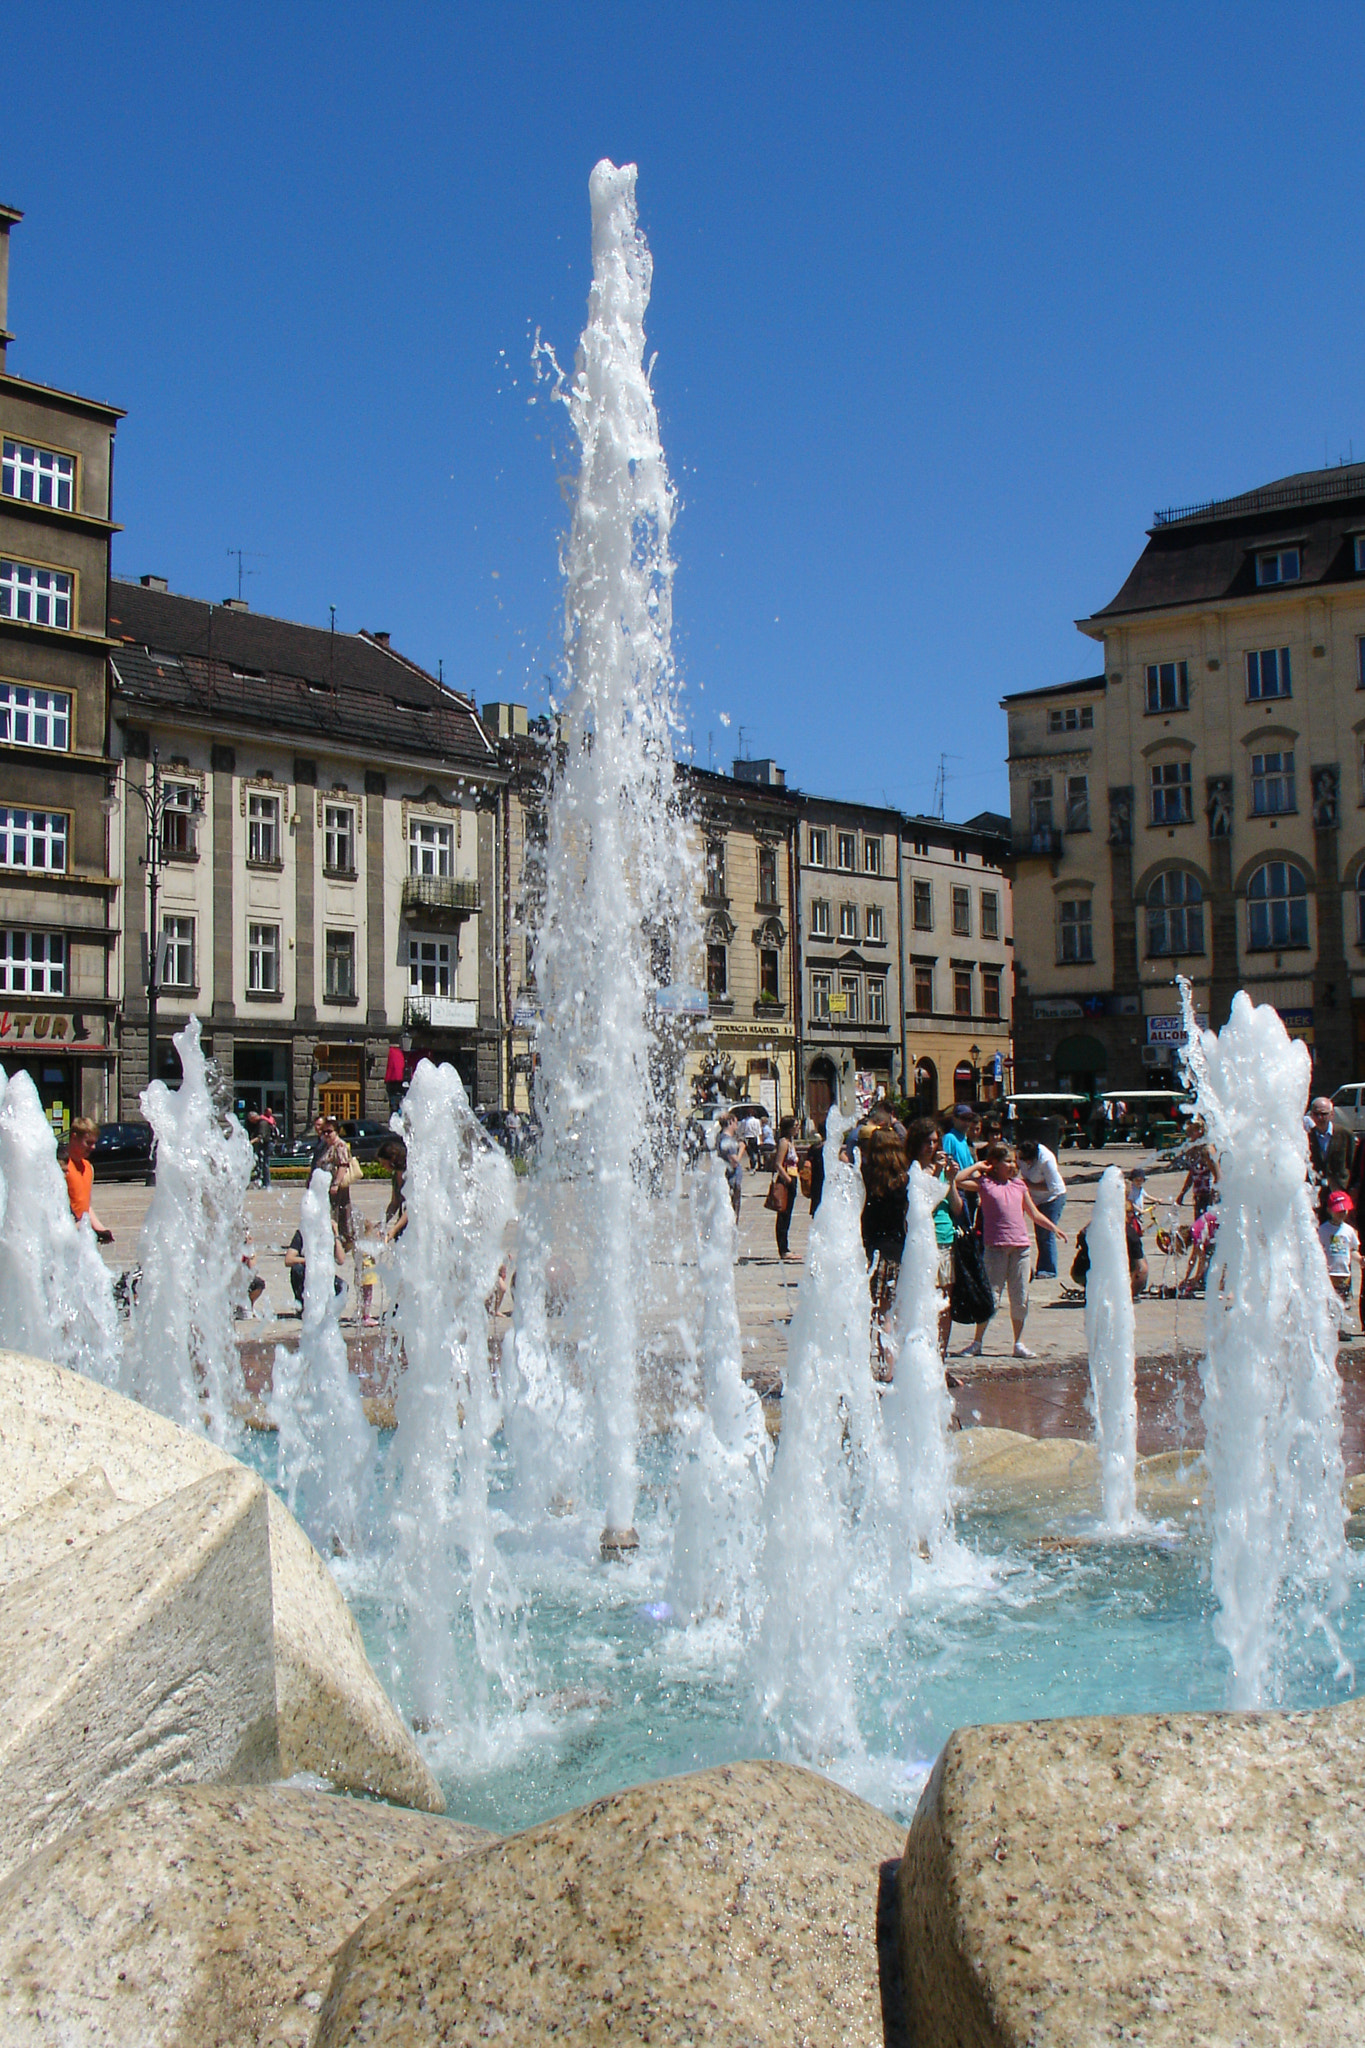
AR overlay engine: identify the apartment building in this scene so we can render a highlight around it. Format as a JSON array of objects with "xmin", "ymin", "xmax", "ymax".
[
  {"xmin": 797, "ymin": 795, "xmax": 902, "ymax": 1119},
  {"xmin": 0, "ymin": 203, "xmax": 124, "ymax": 1134},
  {"xmin": 106, "ymin": 578, "xmax": 503, "ymax": 1128},
  {"xmin": 1006, "ymin": 462, "xmax": 1365, "ymax": 1093},
  {"xmin": 900, "ymin": 812, "xmax": 1012, "ymax": 1112}
]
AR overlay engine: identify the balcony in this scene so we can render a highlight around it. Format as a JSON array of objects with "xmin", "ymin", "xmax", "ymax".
[
  {"xmin": 1015, "ymin": 828, "xmax": 1062, "ymax": 859},
  {"xmin": 752, "ymin": 998, "xmax": 788, "ymax": 1019},
  {"xmin": 402, "ymin": 875, "xmax": 481, "ymax": 918},
  {"xmin": 404, "ymin": 994, "xmax": 478, "ymax": 1031}
]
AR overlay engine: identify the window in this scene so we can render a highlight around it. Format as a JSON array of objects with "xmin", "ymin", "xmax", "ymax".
[
  {"xmin": 161, "ymin": 781, "xmax": 199, "ymax": 856},
  {"xmin": 953, "ymin": 846, "xmax": 968, "ymax": 864},
  {"xmin": 0, "ymin": 807, "xmax": 66, "ymax": 870},
  {"xmin": 325, "ymin": 929, "xmax": 356, "ymax": 1001},
  {"xmin": 409, "ymin": 935, "xmax": 455, "ymax": 996},
  {"xmin": 1359, "ymin": 636, "xmax": 1365, "ymax": 690},
  {"xmin": 981, "ymin": 967, "xmax": 1001, "ymax": 1019},
  {"xmin": 324, "ymin": 804, "xmax": 356, "ymax": 874},
  {"xmin": 1247, "ymin": 862, "xmax": 1308, "ymax": 950},
  {"xmin": 757, "ymin": 844, "xmax": 778, "ymax": 904},
  {"xmin": 912, "ymin": 879, "xmax": 933, "ymax": 930},
  {"xmin": 0, "ymin": 560, "xmax": 72, "ymax": 629},
  {"xmin": 952, "ymin": 885, "xmax": 971, "ymax": 936},
  {"xmin": 913, "ymin": 963, "xmax": 934, "ymax": 1013},
  {"xmin": 247, "ymin": 791, "xmax": 280, "ymax": 864},
  {"xmin": 1047, "ymin": 703, "xmax": 1094, "ymax": 732},
  {"xmin": 867, "ymin": 975, "xmax": 886, "ymax": 1024},
  {"xmin": 1246, "ymin": 647, "xmax": 1292, "ymax": 701},
  {"xmin": 0, "ymin": 682, "xmax": 70, "ymax": 750},
  {"xmin": 953, "ymin": 968, "xmax": 973, "ymax": 1017},
  {"xmin": 865, "ymin": 903, "xmax": 884, "ymax": 942},
  {"xmin": 839, "ymin": 902, "xmax": 858, "ymax": 941},
  {"xmin": 1256, "ymin": 548, "xmax": 1300, "ymax": 586},
  {"xmin": 1251, "ymin": 750, "xmax": 1295, "ymax": 815},
  {"xmin": 1066, "ymin": 774, "xmax": 1090, "ymax": 832},
  {"xmin": 1150, "ymin": 759, "xmax": 1193, "ymax": 824},
  {"xmin": 2, "ymin": 439, "xmax": 74, "ymax": 510},
  {"xmin": 247, "ymin": 922, "xmax": 280, "ymax": 994},
  {"xmin": 705, "ymin": 838, "xmax": 726, "ymax": 898},
  {"xmin": 1029, "ymin": 778, "xmax": 1054, "ymax": 838},
  {"xmin": 808, "ymin": 827, "xmax": 828, "ymax": 867},
  {"xmin": 837, "ymin": 831, "xmax": 856, "ymax": 872},
  {"xmin": 706, "ymin": 942, "xmax": 729, "ymax": 999},
  {"xmin": 839, "ymin": 973, "xmax": 860, "ymax": 1023},
  {"xmin": 160, "ymin": 915, "xmax": 195, "ymax": 989},
  {"xmin": 1059, "ymin": 898, "xmax": 1093, "ymax": 963},
  {"xmin": 810, "ymin": 898, "xmax": 831, "ymax": 939},
  {"xmin": 759, "ymin": 948, "xmax": 780, "ymax": 1001},
  {"xmin": 0, "ymin": 929, "xmax": 65, "ymax": 994},
  {"xmin": 409, "ymin": 818, "xmax": 453, "ymax": 877},
  {"xmin": 981, "ymin": 889, "xmax": 1000, "ymax": 940},
  {"xmin": 1145, "ymin": 662, "xmax": 1189, "ymax": 713},
  {"xmin": 1147, "ymin": 870, "xmax": 1204, "ymax": 955},
  {"xmin": 811, "ymin": 970, "xmax": 831, "ymax": 1019},
  {"xmin": 863, "ymin": 836, "xmax": 882, "ymax": 875},
  {"xmin": 909, "ymin": 835, "xmax": 929, "ymax": 857},
  {"xmin": 1356, "ymin": 536, "xmax": 1365, "ymax": 575}
]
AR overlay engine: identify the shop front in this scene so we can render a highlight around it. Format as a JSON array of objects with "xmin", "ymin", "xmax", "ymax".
[
  {"xmin": 233, "ymin": 1041, "xmax": 291, "ymax": 1130},
  {"xmin": 0, "ymin": 1007, "xmax": 114, "ymax": 1137}
]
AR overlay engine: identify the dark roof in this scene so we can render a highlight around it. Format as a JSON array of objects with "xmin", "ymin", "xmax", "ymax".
[
  {"xmin": 107, "ymin": 580, "xmax": 492, "ymax": 769},
  {"xmin": 962, "ymin": 809, "xmax": 1010, "ymax": 837},
  {"xmin": 1089, "ymin": 463, "xmax": 1365, "ymax": 622},
  {"xmin": 902, "ymin": 809, "xmax": 1009, "ymax": 845},
  {"xmin": 1000, "ymin": 674, "xmax": 1106, "ymax": 707}
]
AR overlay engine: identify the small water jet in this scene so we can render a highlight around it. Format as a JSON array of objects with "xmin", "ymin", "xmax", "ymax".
[
  {"xmin": 1084, "ymin": 1164, "xmax": 1138, "ymax": 1534},
  {"xmin": 882, "ymin": 1161, "xmax": 958, "ymax": 1559}
]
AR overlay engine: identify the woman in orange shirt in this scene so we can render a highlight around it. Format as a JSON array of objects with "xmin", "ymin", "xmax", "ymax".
[{"xmin": 65, "ymin": 1118, "xmax": 114, "ymax": 1244}]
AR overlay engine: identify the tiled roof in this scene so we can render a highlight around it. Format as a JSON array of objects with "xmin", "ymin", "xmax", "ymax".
[{"xmin": 107, "ymin": 581, "xmax": 493, "ymax": 769}]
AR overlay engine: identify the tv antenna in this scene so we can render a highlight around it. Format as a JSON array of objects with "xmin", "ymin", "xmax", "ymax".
[
  {"xmin": 226, "ymin": 548, "xmax": 264, "ymax": 601},
  {"xmin": 933, "ymin": 752, "xmax": 961, "ymax": 821}
]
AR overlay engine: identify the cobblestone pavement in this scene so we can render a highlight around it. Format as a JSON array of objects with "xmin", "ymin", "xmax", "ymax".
[{"xmin": 85, "ymin": 1144, "xmax": 1365, "ymax": 1470}]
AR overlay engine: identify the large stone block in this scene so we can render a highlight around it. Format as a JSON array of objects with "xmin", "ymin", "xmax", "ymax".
[
  {"xmin": 0, "ymin": 1466, "xmax": 277, "ymax": 1885},
  {"xmin": 315, "ymin": 1759, "xmax": 904, "ymax": 2045},
  {"xmin": 899, "ymin": 1697, "xmax": 1365, "ymax": 2046},
  {"xmin": 0, "ymin": 1784, "xmax": 492, "ymax": 2047},
  {"xmin": 0, "ymin": 1350, "xmax": 442, "ymax": 1813}
]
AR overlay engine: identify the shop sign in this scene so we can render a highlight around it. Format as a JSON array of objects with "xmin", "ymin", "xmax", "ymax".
[
  {"xmin": 1033, "ymin": 998, "xmax": 1082, "ymax": 1019},
  {"xmin": 653, "ymin": 985, "xmax": 709, "ymax": 1018},
  {"xmin": 0, "ymin": 1011, "xmax": 98, "ymax": 1046},
  {"xmin": 512, "ymin": 1002, "xmax": 541, "ymax": 1029},
  {"xmin": 1146, "ymin": 1012, "xmax": 1210, "ymax": 1047},
  {"xmin": 827, "ymin": 994, "xmax": 849, "ymax": 1017},
  {"xmin": 1277, "ymin": 1007, "xmax": 1314, "ymax": 1044}
]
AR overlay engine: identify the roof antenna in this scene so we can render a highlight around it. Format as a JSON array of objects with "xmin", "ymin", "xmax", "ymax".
[{"xmin": 226, "ymin": 548, "xmax": 263, "ymax": 601}]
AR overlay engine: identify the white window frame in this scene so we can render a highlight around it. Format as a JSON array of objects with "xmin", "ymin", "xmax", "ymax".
[
  {"xmin": 408, "ymin": 933, "xmax": 455, "ymax": 997},
  {"xmin": 0, "ymin": 681, "xmax": 70, "ymax": 750},
  {"xmin": 1251, "ymin": 750, "xmax": 1295, "ymax": 816},
  {"xmin": 757, "ymin": 844, "xmax": 778, "ymax": 904},
  {"xmin": 866, "ymin": 974, "xmax": 886, "ymax": 1024},
  {"xmin": 0, "ymin": 559, "xmax": 72, "ymax": 629},
  {"xmin": 839, "ymin": 973, "xmax": 860, "ymax": 1023},
  {"xmin": 1248, "ymin": 862, "xmax": 1308, "ymax": 950},
  {"xmin": 1150, "ymin": 759, "xmax": 1193, "ymax": 825},
  {"xmin": 1059, "ymin": 898, "xmax": 1093, "ymax": 964},
  {"xmin": 913, "ymin": 962, "xmax": 934, "ymax": 1014},
  {"xmin": 323, "ymin": 803, "xmax": 356, "ymax": 875},
  {"xmin": 161, "ymin": 780, "xmax": 199, "ymax": 856},
  {"xmin": 1146, "ymin": 871, "xmax": 1204, "ymax": 957},
  {"xmin": 1029, "ymin": 777, "xmax": 1054, "ymax": 839},
  {"xmin": 324, "ymin": 927, "xmax": 357, "ymax": 1001},
  {"xmin": 0, "ymin": 807, "xmax": 67, "ymax": 870},
  {"xmin": 863, "ymin": 836, "xmax": 882, "ymax": 875},
  {"xmin": 1145, "ymin": 661, "xmax": 1189, "ymax": 713},
  {"xmin": 808, "ymin": 826, "xmax": 828, "ymax": 868},
  {"xmin": 810, "ymin": 898, "xmax": 831, "ymax": 939},
  {"xmin": 706, "ymin": 940, "xmax": 729, "ymax": 1000},
  {"xmin": 980, "ymin": 889, "xmax": 1000, "ymax": 940},
  {"xmin": 811, "ymin": 970, "xmax": 832, "ymax": 1020},
  {"xmin": 865, "ymin": 903, "xmax": 884, "ymax": 942},
  {"xmin": 1246, "ymin": 646, "xmax": 1292, "ymax": 701},
  {"xmin": 951, "ymin": 885, "xmax": 971, "ymax": 936},
  {"xmin": 408, "ymin": 817, "xmax": 453, "ymax": 878},
  {"xmin": 1255, "ymin": 547, "xmax": 1301, "ymax": 586},
  {"xmin": 2, "ymin": 438, "xmax": 74, "ymax": 510},
  {"xmin": 981, "ymin": 967, "xmax": 1002, "ymax": 1019},
  {"xmin": 160, "ymin": 914, "xmax": 195, "ymax": 990},
  {"xmin": 247, "ymin": 921, "xmax": 280, "ymax": 994},
  {"xmin": 953, "ymin": 967, "xmax": 973, "ymax": 1017},
  {"xmin": 1066, "ymin": 775, "xmax": 1091, "ymax": 832},
  {"xmin": 247, "ymin": 790, "xmax": 280, "ymax": 864},
  {"xmin": 704, "ymin": 838, "xmax": 727, "ymax": 898},
  {"xmin": 912, "ymin": 878, "xmax": 933, "ymax": 931},
  {"xmin": 1047, "ymin": 703, "xmax": 1094, "ymax": 732},
  {"xmin": 838, "ymin": 902, "xmax": 858, "ymax": 941},
  {"xmin": 0, "ymin": 928, "xmax": 65, "ymax": 994},
  {"xmin": 837, "ymin": 830, "xmax": 856, "ymax": 872}
]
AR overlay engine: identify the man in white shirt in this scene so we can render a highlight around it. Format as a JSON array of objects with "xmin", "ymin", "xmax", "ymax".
[
  {"xmin": 1017, "ymin": 1139, "xmax": 1067, "ymax": 1279},
  {"xmin": 739, "ymin": 1112, "xmax": 763, "ymax": 1171}
]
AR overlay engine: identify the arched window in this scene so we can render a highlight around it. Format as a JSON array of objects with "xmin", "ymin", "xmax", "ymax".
[
  {"xmin": 1247, "ymin": 861, "xmax": 1308, "ymax": 949},
  {"xmin": 1146, "ymin": 870, "xmax": 1204, "ymax": 955}
]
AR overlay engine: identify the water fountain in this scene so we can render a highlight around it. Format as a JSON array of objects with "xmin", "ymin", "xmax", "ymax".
[{"xmin": 1084, "ymin": 1163, "xmax": 1138, "ymax": 1534}]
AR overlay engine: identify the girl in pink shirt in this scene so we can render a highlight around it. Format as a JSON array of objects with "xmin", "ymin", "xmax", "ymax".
[{"xmin": 953, "ymin": 1144, "xmax": 1066, "ymax": 1359}]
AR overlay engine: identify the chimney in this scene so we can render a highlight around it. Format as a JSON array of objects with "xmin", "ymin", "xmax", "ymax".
[
  {"xmin": 732, "ymin": 757, "xmax": 786, "ymax": 788},
  {"xmin": 0, "ymin": 203, "xmax": 24, "ymax": 373},
  {"xmin": 140, "ymin": 574, "xmax": 169, "ymax": 592},
  {"xmin": 372, "ymin": 630, "xmax": 390, "ymax": 647},
  {"xmin": 222, "ymin": 596, "xmax": 249, "ymax": 611},
  {"xmin": 482, "ymin": 701, "xmax": 529, "ymax": 739}
]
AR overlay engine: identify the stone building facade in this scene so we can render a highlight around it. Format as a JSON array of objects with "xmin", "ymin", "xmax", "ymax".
[
  {"xmin": 797, "ymin": 795, "xmax": 903, "ymax": 1120},
  {"xmin": 0, "ymin": 202, "xmax": 124, "ymax": 1134},
  {"xmin": 107, "ymin": 578, "xmax": 504, "ymax": 1130},
  {"xmin": 900, "ymin": 811, "xmax": 1013, "ymax": 1113},
  {"xmin": 1006, "ymin": 462, "xmax": 1365, "ymax": 1094}
]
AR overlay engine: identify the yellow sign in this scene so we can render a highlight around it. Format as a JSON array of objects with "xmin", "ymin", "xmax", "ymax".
[{"xmin": 827, "ymin": 995, "xmax": 849, "ymax": 1017}]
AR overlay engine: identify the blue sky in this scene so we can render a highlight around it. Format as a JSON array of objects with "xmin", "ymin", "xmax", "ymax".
[{"xmin": 8, "ymin": 3, "xmax": 1363, "ymax": 818}]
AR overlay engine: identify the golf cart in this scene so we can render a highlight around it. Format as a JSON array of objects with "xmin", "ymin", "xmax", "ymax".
[{"xmin": 1002, "ymin": 1093, "xmax": 1089, "ymax": 1156}]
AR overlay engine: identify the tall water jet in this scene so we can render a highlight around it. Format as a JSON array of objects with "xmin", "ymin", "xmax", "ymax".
[
  {"xmin": 1084, "ymin": 1164, "xmax": 1138, "ymax": 1533},
  {"xmin": 668, "ymin": 1152, "xmax": 770, "ymax": 1626},
  {"xmin": 122, "ymin": 1016, "xmax": 252, "ymax": 1442},
  {"xmin": 1183, "ymin": 985, "xmax": 1350, "ymax": 1705},
  {"xmin": 0, "ymin": 1066, "xmax": 121, "ymax": 1385},
  {"xmin": 510, "ymin": 159, "xmax": 697, "ymax": 1550},
  {"xmin": 388, "ymin": 1060, "xmax": 518, "ymax": 1741},
  {"xmin": 267, "ymin": 1168, "xmax": 374, "ymax": 1555},
  {"xmin": 881, "ymin": 1161, "xmax": 956, "ymax": 1557},
  {"xmin": 753, "ymin": 1116, "xmax": 886, "ymax": 1760}
]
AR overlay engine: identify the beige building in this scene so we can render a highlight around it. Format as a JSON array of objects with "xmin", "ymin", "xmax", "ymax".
[
  {"xmin": 797, "ymin": 795, "xmax": 902, "ymax": 1119},
  {"xmin": 1006, "ymin": 461, "xmax": 1365, "ymax": 1093},
  {"xmin": 900, "ymin": 812, "xmax": 1013, "ymax": 1113}
]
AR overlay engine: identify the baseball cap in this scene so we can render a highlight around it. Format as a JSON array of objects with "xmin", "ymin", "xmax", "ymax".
[{"xmin": 1329, "ymin": 1190, "xmax": 1354, "ymax": 1217}]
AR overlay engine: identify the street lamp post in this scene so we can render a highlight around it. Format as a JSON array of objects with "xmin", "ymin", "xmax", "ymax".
[{"xmin": 104, "ymin": 751, "xmax": 201, "ymax": 1095}]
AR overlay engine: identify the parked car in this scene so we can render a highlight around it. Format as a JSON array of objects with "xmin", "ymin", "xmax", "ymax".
[
  {"xmin": 91, "ymin": 1120, "xmax": 157, "ymax": 1183},
  {"xmin": 268, "ymin": 1135, "xmax": 317, "ymax": 1167},
  {"xmin": 1331, "ymin": 1082, "xmax": 1365, "ymax": 1135},
  {"xmin": 339, "ymin": 1119, "xmax": 400, "ymax": 1163}
]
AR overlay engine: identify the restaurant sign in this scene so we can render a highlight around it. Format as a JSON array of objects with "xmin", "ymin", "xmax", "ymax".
[{"xmin": 0, "ymin": 1011, "xmax": 105, "ymax": 1049}]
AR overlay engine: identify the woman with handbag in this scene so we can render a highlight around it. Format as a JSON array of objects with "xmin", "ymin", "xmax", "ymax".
[
  {"xmin": 319, "ymin": 1116, "xmax": 360, "ymax": 1260},
  {"xmin": 767, "ymin": 1115, "xmax": 801, "ymax": 1262}
]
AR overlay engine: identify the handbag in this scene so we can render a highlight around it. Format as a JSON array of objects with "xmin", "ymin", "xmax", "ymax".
[
  {"xmin": 337, "ymin": 1150, "xmax": 364, "ymax": 1191},
  {"xmin": 950, "ymin": 1220, "xmax": 995, "ymax": 1325},
  {"xmin": 764, "ymin": 1176, "xmax": 790, "ymax": 1214}
]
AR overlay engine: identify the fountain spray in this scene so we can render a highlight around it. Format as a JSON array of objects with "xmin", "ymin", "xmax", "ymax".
[
  {"xmin": 881, "ymin": 1162, "xmax": 957, "ymax": 1557},
  {"xmin": 1182, "ymin": 983, "xmax": 1350, "ymax": 1705},
  {"xmin": 0, "ymin": 1067, "xmax": 121, "ymax": 1386},
  {"xmin": 1084, "ymin": 1164, "xmax": 1138, "ymax": 1533}
]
